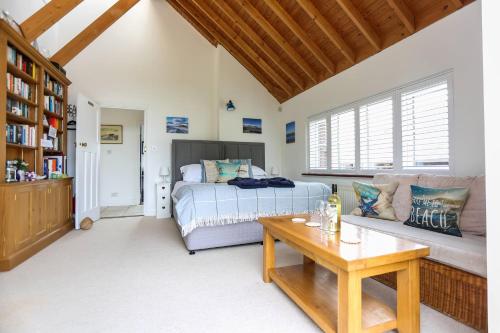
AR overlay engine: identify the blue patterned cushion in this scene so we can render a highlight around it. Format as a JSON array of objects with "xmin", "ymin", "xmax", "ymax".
[
  {"xmin": 215, "ymin": 161, "xmax": 241, "ymax": 183},
  {"xmin": 351, "ymin": 181, "xmax": 398, "ymax": 221},
  {"xmin": 404, "ymin": 185, "xmax": 469, "ymax": 237},
  {"xmin": 229, "ymin": 159, "xmax": 254, "ymax": 178}
]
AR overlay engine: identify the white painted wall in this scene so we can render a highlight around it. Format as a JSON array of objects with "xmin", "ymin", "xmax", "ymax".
[
  {"xmin": 100, "ymin": 108, "xmax": 143, "ymax": 206},
  {"xmin": 280, "ymin": 2, "xmax": 485, "ymax": 184}
]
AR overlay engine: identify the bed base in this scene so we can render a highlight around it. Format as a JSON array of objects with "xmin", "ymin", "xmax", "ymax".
[{"xmin": 373, "ymin": 258, "xmax": 487, "ymax": 332}]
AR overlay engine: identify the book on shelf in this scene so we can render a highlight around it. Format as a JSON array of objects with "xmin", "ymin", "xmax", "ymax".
[
  {"xmin": 5, "ymin": 124, "xmax": 36, "ymax": 146},
  {"xmin": 6, "ymin": 73, "xmax": 33, "ymax": 100},
  {"xmin": 7, "ymin": 45, "xmax": 37, "ymax": 79},
  {"xmin": 6, "ymin": 97, "xmax": 29, "ymax": 118},
  {"xmin": 43, "ymin": 155, "xmax": 63, "ymax": 176},
  {"xmin": 44, "ymin": 95, "xmax": 62, "ymax": 115},
  {"xmin": 42, "ymin": 133, "xmax": 59, "ymax": 151},
  {"xmin": 44, "ymin": 72, "xmax": 63, "ymax": 97}
]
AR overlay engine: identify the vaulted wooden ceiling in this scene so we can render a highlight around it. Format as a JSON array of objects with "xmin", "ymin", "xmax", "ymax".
[{"xmin": 167, "ymin": 0, "xmax": 474, "ymax": 103}]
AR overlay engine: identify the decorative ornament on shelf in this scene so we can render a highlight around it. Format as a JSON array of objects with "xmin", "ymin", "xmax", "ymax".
[
  {"xmin": 270, "ymin": 166, "xmax": 279, "ymax": 177},
  {"xmin": 159, "ymin": 166, "xmax": 170, "ymax": 183},
  {"xmin": 226, "ymin": 100, "xmax": 236, "ymax": 111}
]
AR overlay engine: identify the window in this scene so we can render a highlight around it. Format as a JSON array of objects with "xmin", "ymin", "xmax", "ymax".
[{"xmin": 307, "ymin": 72, "xmax": 452, "ymax": 174}]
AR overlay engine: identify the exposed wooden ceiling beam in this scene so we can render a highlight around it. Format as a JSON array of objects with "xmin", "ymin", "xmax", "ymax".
[
  {"xmin": 236, "ymin": 0, "xmax": 317, "ymax": 84},
  {"xmin": 297, "ymin": 0, "xmax": 355, "ymax": 64},
  {"xmin": 191, "ymin": 0, "xmax": 294, "ymax": 97},
  {"xmin": 336, "ymin": 0, "xmax": 382, "ymax": 51},
  {"xmin": 167, "ymin": 0, "xmax": 218, "ymax": 46},
  {"xmin": 172, "ymin": 0, "xmax": 287, "ymax": 102},
  {"xmin": 20, "ymin": 0, "xmax": 83, "ymax": 43},
  {"xmin": 51, "ymin": 0, "xmax": 140, "ymax": 66},
  {"xmin": 386, "ymin": 0, "xmax": 416, "ymax": 33},
  {"xmin": 450, "ymin": 0, "xmax": 464, "ymax": 8},
  {"xmin": 212, "ymin": 0, "xmax": 304, "ymax": 90},
  {"xmin": 266, "ymin": 0, "xmax": 336, "ymax": 75}
]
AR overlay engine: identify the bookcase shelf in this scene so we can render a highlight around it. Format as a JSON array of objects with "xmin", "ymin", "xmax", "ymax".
[
  {"xmin": 44, "ymin": 87, "xmax": 63, "ymax": 101},
  {"xmin": 6, "ymin": 112, "xmax": 37, "ymax": 126},
  {"xmin": 6, "ymin": 143, "xmax": 37, "ymax": 150},
  {"xmin": 6, "ymin": 91, "xmax": 37, "ymax": 107},
  {"xmin": 43, "ymin": 109, "xmax": 64, "ymax": 120},
  {"xmin": 43, "ymin": 125, "xmax": 63, "ymax": 134},
  {"xmin": 6, "ymin": 62, "xmax": 37, "ymax": 84}
]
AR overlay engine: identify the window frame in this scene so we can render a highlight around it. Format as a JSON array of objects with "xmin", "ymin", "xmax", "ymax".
[{"xmin": 306, "ymin": 71, "xmax": 454, "ymax": 175}]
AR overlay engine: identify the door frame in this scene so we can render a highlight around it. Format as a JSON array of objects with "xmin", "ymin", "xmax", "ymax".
[{"xmin": 98, "ymin": 104, "xmax": 151, "ymax": 215}]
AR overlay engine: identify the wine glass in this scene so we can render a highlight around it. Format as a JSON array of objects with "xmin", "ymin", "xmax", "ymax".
[{"xmin": 315, "ymin": 200, "xmax": 327, "ymax": 228}]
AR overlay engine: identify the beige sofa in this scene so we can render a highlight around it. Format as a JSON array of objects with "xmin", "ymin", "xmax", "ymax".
[{"xmin": 343, "ymin": 173, "xmax": 487, "ymax": 331}]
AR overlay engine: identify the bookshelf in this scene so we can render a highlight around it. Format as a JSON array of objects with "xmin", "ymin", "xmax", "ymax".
[{"xmin": 0, "ymin": 20, "xmax": 73, "ymax": 271}]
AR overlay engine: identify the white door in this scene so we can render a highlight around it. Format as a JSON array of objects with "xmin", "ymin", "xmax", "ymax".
[{"xmin": 75, "ymin": 94, "xmax": 100, "ymax": 228}]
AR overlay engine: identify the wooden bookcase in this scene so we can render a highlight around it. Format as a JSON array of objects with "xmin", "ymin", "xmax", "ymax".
[{"xmin": 0, "ymin": 21, "xmax": 73, "ymax": 271}]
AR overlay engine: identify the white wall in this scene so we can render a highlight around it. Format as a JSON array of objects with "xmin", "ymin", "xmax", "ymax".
[
  {"xmin": 280, "ymin": 2, "xmax": 484, "ymax": 184},
  {"xmin": 100, "ymin": 108, "xmax": 143, "ymax": 206}
]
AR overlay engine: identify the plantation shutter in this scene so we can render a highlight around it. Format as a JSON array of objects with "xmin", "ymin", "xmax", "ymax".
[
  {"xmin": 359, "ymin": 97, "xmax": 394, "ymax": 170},
  {"xmin": 331, "ymin": 109, "xmax": 355, "ymax": 170},
  {"xmin": 308, "ymin": 118, "xmax": 328, "ymax": 170},
  {"xmin": 401, "ymin": 80, "xmax": 450, "ymax": 170}
]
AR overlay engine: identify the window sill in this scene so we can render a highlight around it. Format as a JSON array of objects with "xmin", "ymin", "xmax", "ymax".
[{"xmin": 302, "ymin": 173, "xmax": 374, "ymax": 178}]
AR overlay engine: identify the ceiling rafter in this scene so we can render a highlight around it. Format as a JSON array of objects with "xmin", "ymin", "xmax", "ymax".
[
  {"xmin": 265, "ymin": 0, "xmax": 336, "ymax": 75},
  {"xmin": 171, "ymin": 0, "xmax": 287, "ymax": 101},
  {"xmin": 51, "ymin": 0, "xmax": 140, "ymax": 66},
  {"xmin": 212, "ymin": 0, "xmax": 304, "ymax": 90},
  {"xmin": 297, "ymin": 0, "xmax": 355, "ymax": 64},
  {"xmin": 450, "ymin": 0, "xmax": 464, "ymax": 8},
  {"xmin": 336, "ymin": 0, "xmax": 382, "ymax": 51},
  {"xmin": 20, "ymin": 0, "xmax": 83, "ymax": 43},
  {"xmin": 236, "ymin": 0, "xmax": 317, "ymax": 84},
  {"xmin": 191, "ymin": 0, "xmax": 294, "ymax": 97},
  {"xmin": 168, "ymin": 0, "xmax": 218, "ymax": 46},
  {"xmin": 386, "ymin": 0, "xmax": 416, "ymax": 33}
]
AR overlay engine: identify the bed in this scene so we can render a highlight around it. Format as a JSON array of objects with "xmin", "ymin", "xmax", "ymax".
[{"xmin": 170, "ymin": 139, "xmax": 330, "ymax": 254}]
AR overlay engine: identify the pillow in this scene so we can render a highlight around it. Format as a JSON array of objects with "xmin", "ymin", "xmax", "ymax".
[
  {"xmin": 229, "ymin": 159, "xmax": 254, "ymax": 178},
  {"xmin": 215, "ymin": 161, "xmax": 241, "ymax": 183},
  {"xmin": 251, "ymin": 165, "xmax": 267, "ymax": 179},
  {"xmin": 180, "ymin": 164, "xmax": 202, "ymax": 182},
  {"xmin": 351, "ymin": 181, "xmax": 398, "ymax": 221},
  {"xmin": 201, "ymin": 159, "xmax": 229, "ymax": 183},
  {"xmin": 373, "ymin": 173, "xmax": 418, "ymax": 222},
  {"xmin": 404, "ymin": 185, "xmax": 469, "ymax": 237}
]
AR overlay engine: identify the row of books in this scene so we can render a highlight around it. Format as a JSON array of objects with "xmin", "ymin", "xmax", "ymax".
[
  {"xmin": 7, "ymin": 45, "xmax": 37, "ymax": 79},
  {"xmin": 43, "ymin": 156, "xmax": 64, "ymax": 176},
  {"xmin": 44, "ymin": 73, "xmax": 63, "ymax": 97},
  {"xmin": 6, "ymin": 124, "xmax": 36, "ymax": 147},
  {"xmin": 44, "ymin": 96, "xmax": 62, "ymax": 115},
  {"xmin": 7, "ymin": 73, "xmax": 34, "ymax": 100},
  {"xmin": 42, "ymin": 133, "xmax": 60, "ymax": 151},
  {"xmin": 44, "ymin": 116, "xmax": 61, "ymax": 129},
  {"xmin": 6, "ymin": 98, "xmax": 30, "ymax": 118}
]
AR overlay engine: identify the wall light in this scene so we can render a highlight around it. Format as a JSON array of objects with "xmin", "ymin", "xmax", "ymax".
[{"xmin": 226, "ymin": 100, "xmax": 236, "ymax": 111}]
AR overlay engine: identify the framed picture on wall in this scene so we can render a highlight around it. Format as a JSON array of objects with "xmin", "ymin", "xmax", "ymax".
[
  {"xmin": 286, "ymin": 121, "xmax": 295, "ymax": 144},
  {"xmin": 101, "ymin": 125, "xmax": 123, "ymax": 144},
  {"xmin": 167, "ymin": 116, "xmax": 189, "ymax": 134},
  {"xmin": 243, "ymin": 118, "xmax": 262, "ymax": 134}
]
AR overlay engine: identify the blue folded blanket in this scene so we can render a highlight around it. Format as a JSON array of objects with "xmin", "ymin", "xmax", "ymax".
[
  {"xmin": 267, "ymin": 177, "xmax": 295, "ymax": 188},
  {"xmin": 227, "ymin": 177, "xmax": 268, "ymax": 189}
]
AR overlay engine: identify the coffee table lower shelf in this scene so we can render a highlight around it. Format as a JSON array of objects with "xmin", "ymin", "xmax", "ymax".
[{"xmin": 269, "ymin": 263, "xmax": 397, "ymax": 333}]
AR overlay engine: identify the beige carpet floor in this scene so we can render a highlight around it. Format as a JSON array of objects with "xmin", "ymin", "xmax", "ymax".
[{"xmin": 0, "ymin": 217, "xmax": 477, "ymax": 333}]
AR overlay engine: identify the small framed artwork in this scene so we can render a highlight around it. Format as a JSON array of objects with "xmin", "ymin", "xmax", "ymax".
[
  {"xmin": 167, "ymin": 116, "xmax": 189, "ymax": 134},
  {"xmin": 243, "ymin": 117, "xmax": 262, "ymax": 134},
  {"xmin": 286, "ymin": 121, "xmax": 295, "ymax": 144},
  {"xmin": 101, "ymin": 125, "xmax": 123, "ymax": 144}
]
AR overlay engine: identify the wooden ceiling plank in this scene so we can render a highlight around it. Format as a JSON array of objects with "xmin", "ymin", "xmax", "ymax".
[
  {"xmin": 450, "ymin": 0, "xmax": 464, "ymax": 8},
  {"xmin": 236, "ymin": 0, "xmax": 317, "ymax": 83},
  {"xmin": 172, "ymin": 0, "xmax": 286, "ymax": 102},
  {"xmin": 265, "ymin": 0, "xmax": 335, "ymax": 75},
  {"xmin": 51, "ymin": 0, "xmax": 140, "ymax": 66},
  {"xmin": 336, "ymin": 0, "xmax": 382, "ymax": 51},
  {"xmin": 167, "ymin": 0, "xmax": 218, "ymax": 46},
  {"xmin": 297, "ymin": 0, "xmax": 355, "ymax": 64},
  {"xmin": 386, "ymin": 0, "xmax": 416, "ymax": 33},
  {"xmin": 213, "ymin": 0, "xmax": 304, "ymax": 90},
  {"xmin": 192, "ymin": 0, "xmax": 294, "ymax": 97},
  {"xmin": 20, "ymin": 0, "xmax": 83, "ymax": 43}
]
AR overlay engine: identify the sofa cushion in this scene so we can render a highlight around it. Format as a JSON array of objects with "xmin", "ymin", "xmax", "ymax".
[
  {"xmin": 343, "ymin": 215, "xmax": 486, "ymax": 277},
  {"xmin": 373, "ymin": 173, "xmax": 418, "ymax": 222},
  {"xmin": 417, "ymin": 174, "xmax": 474, "ymax": 189},
  {"xmin": 460, "ymin": 176, "xmax": 486, "ymax": 235},
  {"xmin": 351, "ymin": 181, "xmax": 398, "ymax": 221}
]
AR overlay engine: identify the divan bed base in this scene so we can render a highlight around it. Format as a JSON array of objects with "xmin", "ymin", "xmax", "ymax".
[{"xmin": 373, "ymin": 258, "xmax": 487, "ymax": 332}]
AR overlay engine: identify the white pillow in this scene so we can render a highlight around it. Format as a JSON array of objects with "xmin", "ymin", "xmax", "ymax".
[
  {"xmin": 180, "ymin": 164, "xmax": 202, "ymax": 182},
  {"xmin": 251, "ymin": 166, "xmax": 267, "ymax": 179}
]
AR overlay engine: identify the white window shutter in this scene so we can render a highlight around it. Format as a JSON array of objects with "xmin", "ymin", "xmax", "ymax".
[
  {"xmin": 331, "ymin": 109, "xmax": 355, "ymax": 170},
  {"xmin": 401, "ymin": 80, "xmax": 450, "ymax": 170},
  {"xmin": 308, "ymin": 118, "xmax": 328, "ymax": 170},
  {"xmin": 359, "ymin": 97, "xmax": 394, "ymax": 170}
]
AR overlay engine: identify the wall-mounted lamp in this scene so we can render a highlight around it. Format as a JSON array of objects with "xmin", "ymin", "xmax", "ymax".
[
  {"xmin": 226, "ymin": 100, "xmax": 236, "ymax": 111},
  {"xmin": 270, "ymin": 166, "xmax": 279, "ymax": 177}
]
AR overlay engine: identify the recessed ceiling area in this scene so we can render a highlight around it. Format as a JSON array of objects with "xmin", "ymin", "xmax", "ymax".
[{"xmin": 167, "ymin": 0, "xmax": 474, "ymax": 103}]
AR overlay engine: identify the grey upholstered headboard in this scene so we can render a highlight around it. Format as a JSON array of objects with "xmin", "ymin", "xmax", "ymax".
[{"xmin": 171, "ymin": 140, "xmax": 265, "ymax": 188}]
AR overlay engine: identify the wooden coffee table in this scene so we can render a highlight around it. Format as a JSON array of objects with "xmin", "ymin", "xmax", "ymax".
[{"xmin": 258, "ymin": 214, "xmax": 430, "ymax": 333}]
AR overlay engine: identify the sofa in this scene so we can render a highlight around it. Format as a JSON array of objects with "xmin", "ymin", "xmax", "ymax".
[{"xmin": 343, "ymin": 173, "xmax": 487, "ymax": 332}]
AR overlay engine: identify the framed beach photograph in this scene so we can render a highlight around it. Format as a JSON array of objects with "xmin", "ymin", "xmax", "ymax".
[
  {"xmin": 242, "ymin": 117, "xmax": 262, "ymax": 134},
  {"xmin": 286, "ymin": 121, "xmax": 295, "ymax": 144},
  {"xmin": 167, "ymin": 116, "xmax": 189, "ymax": 134},
  {"xmin": 100, "ymin": 125, "xmax": 123, "ymax": 144}
]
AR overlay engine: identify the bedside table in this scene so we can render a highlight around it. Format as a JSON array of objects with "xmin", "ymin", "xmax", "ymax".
[{"xmin": 156, "ymin": 182, "xmax": 171, "ymax": 218}]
